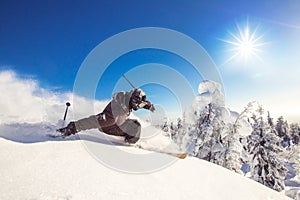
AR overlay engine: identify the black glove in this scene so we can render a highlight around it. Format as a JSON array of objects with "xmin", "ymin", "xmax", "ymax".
[
  {"xmin": 144, "ymin": 101, "xmax": 155, "ymax": 112},
  {"xmin": 149, "ymin": 104, "xmax": 155, "ymax": 112}
]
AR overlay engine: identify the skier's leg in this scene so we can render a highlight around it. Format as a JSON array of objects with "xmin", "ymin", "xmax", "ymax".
[
  {"xmin": 75, "ymin": 115, "xmax": 102, "ymax": 132},
  {"xmin": 58, "ymin": 114, "xmax": 104, "ymax": 137},
  {"xmin": 100, "ymin": 119, "xmax": 141, "ymax": 143},
  {"xmin": 120, "ymin": 119, "xmax": 141, "ymax": 144}
]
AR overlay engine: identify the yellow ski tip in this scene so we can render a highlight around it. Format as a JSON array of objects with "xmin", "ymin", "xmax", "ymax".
[{"xmin": 176, "ymin": 153, "xmax": 187, "ymax": 159}]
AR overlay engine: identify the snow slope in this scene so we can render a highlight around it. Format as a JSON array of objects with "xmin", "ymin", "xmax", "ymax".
[{"xmin": 0, "ymin": 126, "xmax": 290, "ymax": 200}]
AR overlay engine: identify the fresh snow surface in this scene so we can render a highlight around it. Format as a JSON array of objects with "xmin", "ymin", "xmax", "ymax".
[{"xmin": 0, "ymin": 124, "xmax": 291, "ymax": 200}]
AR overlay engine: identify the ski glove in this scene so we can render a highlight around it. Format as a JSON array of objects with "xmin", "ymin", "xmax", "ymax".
[
  {"xmin": 142, "ymin": 101, "xmax": 155, "ymax": 112},
  {"xmin": 147, "ymin": 102, "xmax": 155, "ymax": 112},
  {"xmin": 149, "ymin": 104, "xmax": 155, "ymax": 112}
]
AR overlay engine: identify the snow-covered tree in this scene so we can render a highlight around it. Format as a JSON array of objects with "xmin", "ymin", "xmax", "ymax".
[
  {"xmin": 186, "ymin": 103, "xmax": 215, "ymax": 158},
  {"xmin": 218, "ymin": 103, "xmax": 255, "ymax": 174},
  {"xmin": 173, "ymin": 118, "xmax": 186, "ymax": 148},
  {"xmin": 276, "ymin": 116, "xmax": 290, "ymax": 147},
  {"xmin": 185, "ymin": 103, "xmax": 243, "ymax": 172},
  {"xmin": 168, "ymin": 118, "xmax": 186, "ymax": 148},
  {"xmin": 182, "ymin": 89, "xmax": 255, "ymax": 174},
  {"xmin": 207, "ymin": 106, "xmax": 227, "ymax": 165},
  {"xmin": 215, "ymin": 123, "xmax": 242, "ymax": 173},
  {"xmin": 177, "ymin": 118, "xmax": 183, "ymax": 129},
  {"xmin": 170, "ymin": 122, "xmax": 175, "ymax": 131},
  {"xmin": 267, "ymin": 111, "xmax": 272, "ymax": 125},
  {"xmin": 246, "ymin": 109, "xmax": 287, "ymax": 192},
  {"xmin": 290, "ymin": 123, "xmax": 300, "ymax": 145},
  {"xmin": 161, "ymin": 121, "xmax": 169, "ymax": 133}
]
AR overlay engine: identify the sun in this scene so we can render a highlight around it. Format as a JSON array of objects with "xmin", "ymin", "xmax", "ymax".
[{"xmin": 221, "ymin": 22, "xmax": 267, "ymax": 65}]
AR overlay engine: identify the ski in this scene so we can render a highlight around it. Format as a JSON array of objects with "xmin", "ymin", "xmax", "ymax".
[
  {"xmin": 132, "ymin": 144, "xmax": 187, "ymax": 159},
  {"xmin": 110, "ymin": 140, "xmax": 187, "ymax": 159}
]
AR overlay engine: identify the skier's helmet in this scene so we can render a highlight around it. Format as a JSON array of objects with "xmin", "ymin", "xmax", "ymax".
[{"xmin": 130, "ymin": 88, "xmax": 146, "ymax": 110}]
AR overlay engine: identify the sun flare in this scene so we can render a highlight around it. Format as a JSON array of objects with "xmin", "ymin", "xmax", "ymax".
[{"xmin": 221, "ymin": 22, "xmax": 267, "ymax": 65}]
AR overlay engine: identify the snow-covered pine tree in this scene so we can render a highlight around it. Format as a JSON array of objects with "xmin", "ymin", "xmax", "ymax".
[
  {"xmin": 170, "ymin": 122, "xmax": 175, "ymax": 131},
  {"xmin": 184, "ymin": 102, "xmax": 254, "ymax": 174},
  {"xmin": 215, "ymin": 122, "xmax": 242, "ymax": 173},
  {"xmin": 177, "ymin": 118, "xmax": 183, "ymax": 129},
  {"xmin": 173, "ymin": 118, "xmax": 186, "ymax": 148},
  {"xmin": 276, "ymin": 116, "xmax": 290, "ymax": 147},
  {"xmin": 208, "ymin": 107, "xmax": 226, "ymax": 166},
  {"xmin": 247, "ymin": 108, "xmax": 287, "ymax": 191},
  {"xmin": 161, "ymin": 120, "xmax": 169, "ymax": 133},
  {"xmin": 290, "ymin": 123, "xmax": 300, "ymax": 145},
  {"xmin": 185, "ymin": 103, "xmax": 228, "ymax": 164},
  {"xmin": 219, "ymin": 103, "xmax": 255, "ymax": 174},
  {"xmin": 267, "ymin": 111, "xmax": 274, "ymax": 127},
  {"xmin": 185, "ymin": 103, "xmax": 214, "ymax": 158},
  {"xmin": 267, "ymin": 111, "xmax": 276, "ymax": 132}
]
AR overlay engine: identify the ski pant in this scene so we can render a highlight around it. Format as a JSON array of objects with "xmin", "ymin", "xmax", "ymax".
[{"xmin": 74, "ymin": 114, "xmax": 141, "ymax": 143}]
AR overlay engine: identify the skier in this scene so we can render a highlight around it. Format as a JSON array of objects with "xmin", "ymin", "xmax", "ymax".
[{"xmin": 57, "ymin": 88, "xmax": 155, "ymax": 144}]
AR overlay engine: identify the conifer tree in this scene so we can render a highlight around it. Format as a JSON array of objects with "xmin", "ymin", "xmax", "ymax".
[
  {"xmin": 247, "ymin": 109, "xmax": 287, "ymax": 191},
  {"xmin": 217, "ymin": 102, "xmax": 255, "ymax": 174},
  {"xmin": 290, "ymin": 123, "xmax": 300, "ymax": 145},
  {"xmin": 276, "ymin": 116, "xmax": 290, "ymax": 147}
]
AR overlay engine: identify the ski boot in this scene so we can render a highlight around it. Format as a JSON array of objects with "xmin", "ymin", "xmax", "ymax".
[{"xmin": 57, "ymin": 122, "xmax": 77, "ymax": 137}]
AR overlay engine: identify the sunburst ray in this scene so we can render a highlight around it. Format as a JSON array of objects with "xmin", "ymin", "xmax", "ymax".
[{"xmin": 220, "ymin": 22, "xmax": 267, "ymax": 65}]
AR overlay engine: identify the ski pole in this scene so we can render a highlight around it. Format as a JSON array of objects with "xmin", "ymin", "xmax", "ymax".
[
  {"xmin": 63, "ymin": 102, "xmax": 71, "ymax": 122},
  {"xmin": 122, "ymin": 74, "xmax": 135, "ymax": 89}
]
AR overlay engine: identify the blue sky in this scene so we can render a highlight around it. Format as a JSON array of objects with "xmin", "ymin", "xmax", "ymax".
[{"xmin": 1, "ymin": 0, "xmax": 300, "ymax": 122}]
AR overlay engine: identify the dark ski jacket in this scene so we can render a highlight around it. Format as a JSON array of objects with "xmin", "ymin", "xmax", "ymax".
[{"xmin": 98, "ymin": 91, "xmax": 152, "ymax": 129}]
